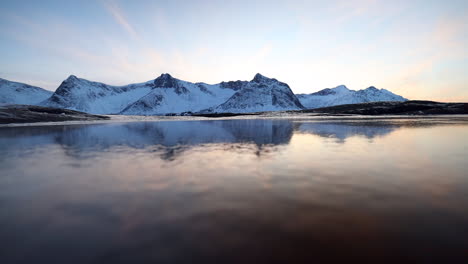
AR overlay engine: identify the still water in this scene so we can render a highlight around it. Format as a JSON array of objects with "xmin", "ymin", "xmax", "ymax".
[{"xmin": 1, "ymin": 117, "xmax": 468, "ymax": 263}]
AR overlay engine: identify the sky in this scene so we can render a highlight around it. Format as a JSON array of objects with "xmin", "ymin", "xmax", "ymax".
[{"xmin": 0, "ymin": 0, "xmax": 467, "ymax": 101}]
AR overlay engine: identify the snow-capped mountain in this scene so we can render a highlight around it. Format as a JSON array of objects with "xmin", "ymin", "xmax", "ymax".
[
  {"xmin": 1, "ymin": 74, "xmax": 407, "ymax": 115},
  {"xmin": 0, "ymin": 78, "xmax": 53, "ymax": 105},
  {"xmin": 46, "ymin": 73, "xmax": 303, "ymax": 115},
  {"xmin": 42, "ymin": 75, "xmax": 155, "ymax": 114},
  {"xmin": 205, "ymin": 74, "xmax": 304, "ymax": 113},
  {"xmin": 120, "ymin": 74, "xmax": 238, "ymax": 115},
  {"xmin": 297, "ymin": 85, "xmax": 407, "ymax": 109}
]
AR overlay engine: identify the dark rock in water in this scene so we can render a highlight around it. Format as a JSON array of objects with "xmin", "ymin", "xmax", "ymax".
[
  {"xmin": 299, "ymin": 101, "xmax": 468, "ymax": 115},
  {"xmin": 0, "ymin": 105, "xmax": 110, "ymax": 124}
]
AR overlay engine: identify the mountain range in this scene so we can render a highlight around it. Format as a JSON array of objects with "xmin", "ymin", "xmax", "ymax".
[
  {"xmin": 296, "ymin": 85, "xmax": 407, "ymax": 109},
  {"xmin": 0, "ymin": 74, "xmax": 407, "ymax": 115}
]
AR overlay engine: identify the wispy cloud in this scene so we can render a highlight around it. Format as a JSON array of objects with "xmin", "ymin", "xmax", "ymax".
[{"xmin": 102, "ymin": 0, "xmax": 139, "ymax": 39}]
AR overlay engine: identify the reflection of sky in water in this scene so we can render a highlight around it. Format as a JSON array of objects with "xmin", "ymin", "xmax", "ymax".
[{"xmin": 0, "ymin": 119, "xmax": 467, "ymax": 263}]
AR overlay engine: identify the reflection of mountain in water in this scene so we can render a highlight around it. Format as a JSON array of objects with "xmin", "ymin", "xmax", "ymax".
[
  {"xmin": 297, "ymin": 122, "xmax": 396, "ymax": 142},
  {"xmin": 0, "ymin": 119, "xmax": 399, "ymax": 160},
  {"xmin": 0, "ymin": 120, "xmax": 295, "ymax": 160},
  {"xmin": 60, "ymin": 120, "xmax": 292, "ymax": 144},
  {"xmin": 55, "ymin": 120, "xmax": 294, "ymax": 160}
]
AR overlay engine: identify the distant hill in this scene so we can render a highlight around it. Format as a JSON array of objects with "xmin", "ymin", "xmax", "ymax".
[
  {"xmin": 0, "ymin": 78, "xmax": 52, "ymax": 105},
  {"xmin": 297, "ymin": 85, "xmax": 407, "ymax": 109}
]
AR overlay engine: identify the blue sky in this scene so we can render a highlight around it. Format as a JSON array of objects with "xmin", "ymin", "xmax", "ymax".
[{"xmin": 0, "ymin": 0, "xmax": 467, "ymax": 101}]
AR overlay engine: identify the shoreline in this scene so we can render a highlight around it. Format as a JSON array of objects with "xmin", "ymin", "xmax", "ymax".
[
  {"xmin": 1, "ymin": 101, "xmax": 467, "ymax": 127},
  {"xmin": 2, "ymin": 113, "xmax": 468, "ymax": 128}
]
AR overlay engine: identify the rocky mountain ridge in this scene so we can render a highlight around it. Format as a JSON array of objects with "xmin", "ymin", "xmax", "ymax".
[{"xmin": 1, "ymin": 74, "xmax": 408, "ymax": 114}]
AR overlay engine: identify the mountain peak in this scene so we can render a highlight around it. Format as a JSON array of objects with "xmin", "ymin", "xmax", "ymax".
[
  {"xmin": 66, "ymin": 75, "xmax": 79, "ymax": 81},
  {"xmin": 159, "ymin": 73, "xmax": 173, "ymax": 79},
  {"xmin": 252, "ymin": 73, "xmax": 275, "ymax": 83},
  {"xmin": 365, "ymin": 86, "xmax": 379, "ymax": 91},
  {"xmin": 154, "ymin": 73, "xmax": 179, "ymax": 88},
  {"xmin": 333, "ymin": 85, "xmax": 349, "ymax": 92},
  {"xmin": 211, "ymin": 74, "xmax": 304, "ymax": 113}
]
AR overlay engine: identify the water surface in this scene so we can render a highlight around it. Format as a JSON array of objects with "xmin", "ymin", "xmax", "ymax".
[{"xmin": 1, "ymin": 117, "xmax": 468, "ymax": 263}]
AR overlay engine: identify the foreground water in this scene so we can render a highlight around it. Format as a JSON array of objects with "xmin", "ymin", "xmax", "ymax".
[{"xmin": 1, "ymin": 116, "xmax": 467, "ymax": 263}]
